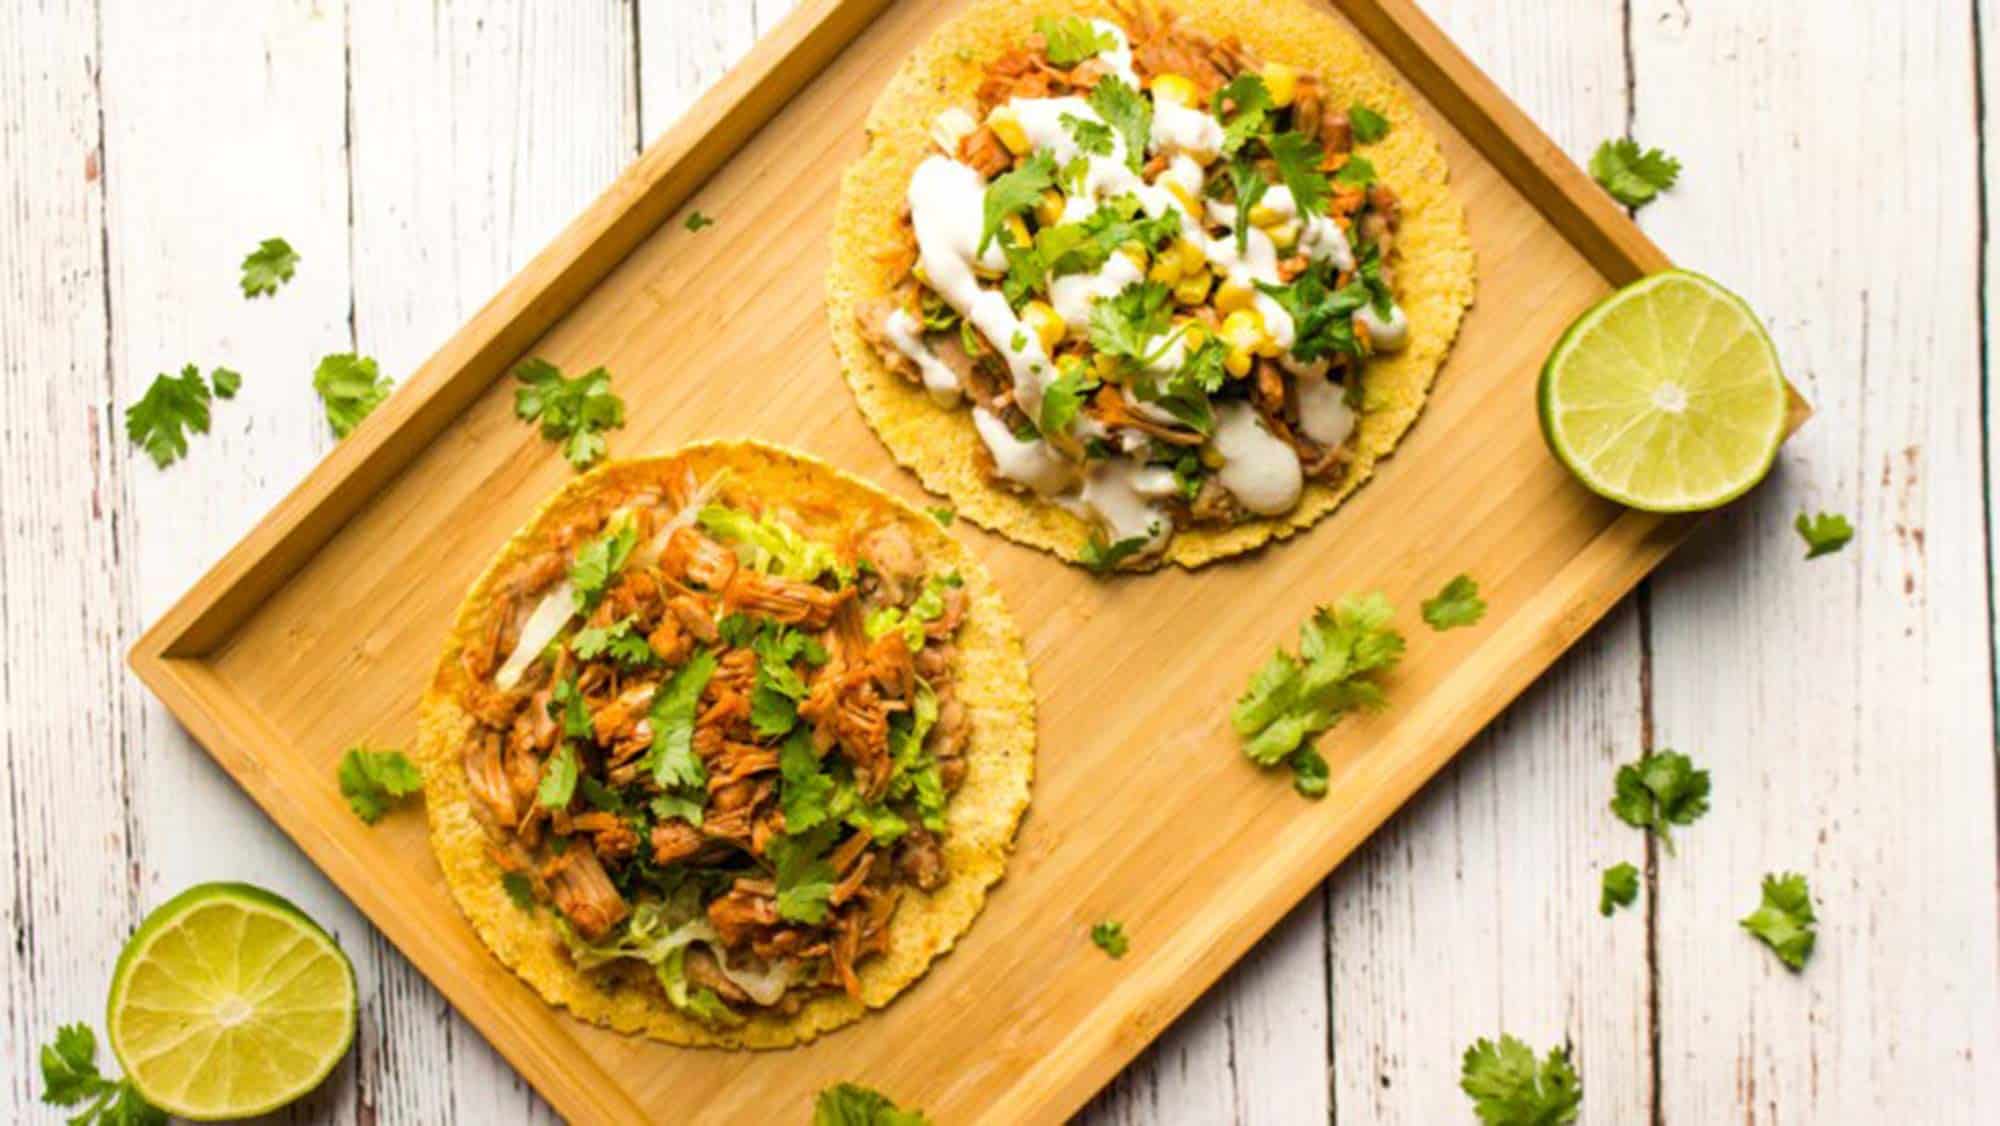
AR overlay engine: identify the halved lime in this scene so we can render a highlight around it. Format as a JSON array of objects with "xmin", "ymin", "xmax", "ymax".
[
  {"xmin": 106, "ymin": 883, "xmax": 356, "ymax": 1120},
  {"xmin": 1539, "ymin": 270, "xmax": 1787, "ymax": 512}
]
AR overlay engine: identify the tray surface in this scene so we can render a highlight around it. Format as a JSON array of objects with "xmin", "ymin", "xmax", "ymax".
[{"xmin": 131, "ymin": 0, "xmax": 1780, "ymax": 1120}]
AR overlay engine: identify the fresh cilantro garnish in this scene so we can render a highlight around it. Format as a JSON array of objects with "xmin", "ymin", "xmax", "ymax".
[
  {"xmin": 239, "ymin": 236, "xmax": 299, "ymax": 298},
  {"xmin": 778, "ymin": 729, "xmax": 835, "ymax": 835},
  {"xmin": 1211, "ymin": 74, "xmax": 1273, "ymax": 156},
  {"xmin": 1060, "ymin": 112, "xmax": 1114, "ymax": 156},
  {"xmin": 928, "ymin": 505, "xmax": 955, "ymax": 526},
  {"xmin": 570, "ymin": 616, "xmax": 654, "ymax": 666},
  {"xmin": 1035, "ymin": 15, "xmax": 1113, "ymax": 67},
  {"xmin": 512, "ymin": 357, "xmax": 625, "ymax": 469},
  {"xmin": 1079, "ymin": 531, "xmax": 1149, "ymax": 574},
  {"xmin": 1589, "ymin": 138, "xmax": 1681, "ymax": 209},
  {"xmin": 550, "ymin": 675, "xmax": 592, "ymax": 740},
  {"xmin": 1740, "ymin": 872, "xmax": 1817, "ymax": 970},
  {"xmin": 643, "ymin": 649, "xmax": 717, "ymax": 792},
  {"xmin": 684, "ymin": 210, "xmax": 714, "ymax": 231},
  {"xmin": 501, "ymin": 872, "xmax": 536, "ymax": 910},
  {"xmin": 336, "ymin": 745, "xmax": 423, "ymax": 824},
  {"xmin": 978, "ymin": 149, "xmax": 1057, "ymax": 255},
  {"xmin": 567, "ymin": 518, "xmax": 639, "ymax": 612},
  {"xmin": 918, "ymin": 289, "xmax": 958, "ymax": 332},
  {"xmin": 1130, "ymin": 334, "xmax": 1226, "ymax": 435},
  {"xmin": 1794, "ymin": 511, "xmax": 1852, "ymax": 558},
  {"xmin": 1087, "ymin": 279, "xmax": 1174, "ymax": 364},
  {"xmin": 1225, "ymin": 153, "xmax": 1272, "ymax": 253},
  {"xmin": 1609, "ymin": 749, "xmax": 1709, "ymax": 854},
  {"xmin": 1421, "ymin": 573, "xmax": 1487, "ymax": 630},
  {"xmin": 38, "ymin": 1023, "xmax": 165, "ymax": 1126},
  {"xmin": 1599, "ymin": 862, "xmax": 1639, "ymax": 916},
  {"xmin": 1086, "ymin": 76, "xmax": 1152, "ymax": 172},
  {"xmin": 770, "ymin": 825, "xmax": 839, "ymax": 924},
  {"xmin": 811, "ymin": 1082, "xmax": 931, "ymax": 1126},
  {"xmin": 885, "ymin": 684, "xmax": 947, "ymax": 831},
  {"xmin": 749, "ymin": 626, "xmax": 824, "ymax": 738},
  {"xmin": 1258, "ymin": 260, "xmax": 1368, "ymax": 362},
  {"xmin": 1459, "ymin": 1035, "xmax": 1583, "ymax": 1125},
  {"xmin": 1233, "ymin": 593, "xmax": 1404, "ymax": 793},
  {"xmin": 536, "ymin": 743, "xmax": 579, "ymax": 809},
  {"xmin": 1269, "ymin": 130, "xmax": 1331, "ymax": 216},
  {"xmin": 578, "ymin": 775, "xmax": 626, "ymax": 814},
  {"xmin": 313, "ymin": 352, "xmax": 392, "ymax": 438},
  {"xmin": 650, "ymin": 792, "xmax": 705, "ymax": 827},
  {"xmin": 863, "ymin": 574, "xmax": 957, "ymax": 651},
  {"xmin": 1331, "ymin": 154, "xmax": 1377, "ymax": 189},
  {"xmin": 125, "ymin": 365, "xmax": 214, "ymax": 467},
  {"xmin": 1290, "ymin": 745, "xmax": 1330, "ymax": 798},
  {"xmin": 210, "ymin": 367, "xmax": 241, "ymax": 399},
  {"xmin": 1171, "ymin": 453, "xmax": 1205, "ymax": 502},
  {"xmin": 1039, "ymin": 366, "xmax": 1101, "ymax": 436},
  {"xmin": 1348, "ymin": 104, "xmax": 1390, "ymax": 144},
  {"xmin": 1090, "ymin": 920, "xmax": 1128, "ymax": 958}
]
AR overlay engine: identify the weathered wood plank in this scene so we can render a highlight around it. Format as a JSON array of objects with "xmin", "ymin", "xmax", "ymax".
[
  {"xmin": 0, "ymin": 2, "xmax": 140, "ymax": 1120},
  {"xmin": 1325, "ymin": 3, "xmax": 1655, "ymax": 1123},
  {"xmin": 1634, "ymin": 1, "xmax": 2000, "ymax": 1122},
  {"xmin": 345, "ymin": 1, "xmax": 637, "ymax": 1120}
]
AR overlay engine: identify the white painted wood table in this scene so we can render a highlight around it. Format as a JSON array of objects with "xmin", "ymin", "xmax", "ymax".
[{"xmin": 4, "ymin": 1, "xmax": 1996, "ymax": 1122}]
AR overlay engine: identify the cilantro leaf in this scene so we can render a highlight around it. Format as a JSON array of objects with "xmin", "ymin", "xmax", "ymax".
[
  {"xmin": 812, "ymin": 1082, "xmax": 932, "ymax": 1126},
  {"xmin": 1086, "ymin": 76, "xmax": 1152, "ymax": 172},
  {"xmin": 39, "ymin": 1022, "xmax": 166, "ymax": 1125},
  {"xmin": 928, "ymin": 506, "xmax": 955, "ymax": 526},
  {"xmin": 1079, "ymin": 531, "xmax": 1149, "ymax": 574},
  {"xmin": 683, "ymin": 210, "xmax": 714, "ymax": 231},
  {"xmin": 1090, "ymin": 920, "xmax": 1129, "ymax": 958},
  {"xmin": 1036, "ymin": 15, "xmax": 1113, "ymax": 67},
  {"xmin": 1740, "ymin": 872, "xmax": 1817, "ymax": 970},
  {"xmin": 536, "ymin": 743, "xmax": 579, "ymax": 809},
  {"xmin": 313, "ymin": 352, "xmax": 392, "ymax": 438},
  {"xmin": 1290, "ymin": 745, "xmax": 1330, "ymax": 798},
  {"xmin": 1129, "ymin": 333, "xmax": 1224, "ymax": 435},
  {"xmin": 1348, "ymin": 104, "xmax": 1390, "ymax": 144},
  {"xmin": 1421, "ymin": 573, "xmax": 1487, "ymax": 630},
  {"xmin": 209, "ymin": 366, "xmax": 241, "ymax": 399},
  {"xmin": 1269, "ymin": 130, "xmax": 1332, "ymax": 216},
  {"xmin": 512, "ymin": 357, "xmax": 625, "ymax": 469},
  {"xmin": 1460, "ymin": 1035, "xmax": 1583, "ymax": 1126},
  {"xmin": 978, "ymin": 149, "xmax": 1057, "ymax": 255},
  {"xmin": 643, "ymin": 649, "xmax": 717, "ymax": 792},
  {"xmin": 778, "ymin": 730, "xmax": 835, "ymax": 835},
  {"xmin": 1609, "ymin": 749, "xmax": 1710, "ymax": 854},
  {"xmin": 1331, "ymin": 154, "xmax": 1376, "ymax": 189},
  {"xmin": 239, "ymin": 236, "xmax": 299, "ymax": 298},
  {"xmin": 1233, "ymin": 594, "xmax": 1404, "ymax": 790},
  {"xmin": 125, "ymin": 365, "xmax": 213, "ymax": 467},
  {"xmin": 1060, "ymin": 112, "xmax": 1114, "ymax": 157},
  {"xmin": 1795, "ymin": 511, "xmax": 1853, "ymax": 559},
  {"xmin": 550, "ymin": 675, "xmax": 593, "ymax": 740},
  {"xmin": 570, "ymin": 616, "xmax": 654, "ymax": 667},
  {"xmin": 770, "ymin": 826, "xmax": 839, "ymax": 924},
  {"xmin": 567, "ymin": 517, "xmax": 639, "ymax": 612},
  {"xmin": 1599, "ymin": 862, "xmax": 1639, "ymax": 916},
  {"xmin": 1087, "ymin": 279, "xmax": 1174, "ymax": 363},
  {"xmin": 501, "ymin": 871, "xmax": 536, "ymax": 910},
  {"xmin": 1257, "ymin": 259, "xmax": 1367, "ymax": 363},
  {"xmin": 1211, "ymin": 74, "xmax": 1273, "ymax": 157},
  {"xmin": 337, "ymin": 746, "xmax": 423, "ymax": 824},
  {"xmin": 749, "ymin": 626, "xmax": 820, "ymax": 738},
  {"xmin": 1589, "ymin": 138, "xmax": 1681, "ymax": 209},
  {"xmin": 1225, "ymin": 153, "xmax": 1272, "ymax": 253},
  {"xmin": 1039, "ymin": 365, "xmax": 1101, "ymax": 436}
]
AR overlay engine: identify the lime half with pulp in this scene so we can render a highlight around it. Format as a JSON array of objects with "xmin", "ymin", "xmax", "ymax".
[
  {"xmin": 107, "ymin": 882, "xmax": 356, "ymax": 1120},
  {"xmin": 1539, "ymin": 269, "xmax": 1787, "ymax": 511}
]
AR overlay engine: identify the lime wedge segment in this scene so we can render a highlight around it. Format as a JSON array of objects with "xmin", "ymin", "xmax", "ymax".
[
  {"xmin": 1538, "ymin": 270, "xmax": 1787, "ymax": 512},
  {"xmin": 106, "ymin": 882, "xmax": 356, "ymax": 1121}
]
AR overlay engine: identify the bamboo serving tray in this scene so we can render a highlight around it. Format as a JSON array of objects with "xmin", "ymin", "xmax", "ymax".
[{"xmin": 130, "ymin": 0, "xmax": 1803, "ymax": 1121}]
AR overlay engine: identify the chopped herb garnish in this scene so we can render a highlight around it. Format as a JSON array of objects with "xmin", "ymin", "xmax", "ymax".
[
  {"xmin": 811, "ymin": 1082, "xmax": 931, "ymax": 1126},
  {"xmin": 1599, "ymin": 862, "xmax": 1639, "ymax": 916},
  {"xmin": 1794, "ymin": 511, "xmax": 1853, "ymax": 558},
  {"xmin": 239, "ymin": 236, "xmax": 299, "ymax": 298},
  {"xmin": 38, "ymin": 1022, "xmax": 165, "ymax": 1126},
  {"xmin": 567, "ymin": 517, "xmax": 639, "ymax": 612},
  {"xmin": 336, "ymin": 745, "xmax": 423, "ymax": 824},
  {"xmin": 209, "ymin": 367, "xmax": 241, "ymax": 399},
  {"xmin": 683, "ymin": 210, "xmax": 714, "ymax": 231},
  {"xmin": 512, "ymin": 357, "xmax": 625, "ymax": 469},
  {"xmin": 770, "ymin": 825, "xmax": 839, "ymax": 924},
  {"xmin": 501, "ymin": 872, "xmax": 536, "ymax": 910},
  {"xmin": 536, "ymin": 743, "xmax": 579, "ymax": 809},
  {"xmin": 1589, "ymin": 138, "xmax": 1681, "ymax": 210},
  {"xmin": 1086, "ymin": 279, "xmax": 1174, "ymax": 364},
  {"xmin": 570, "ymin": 616, "xmax": 654, "ymax": 666},
  {"xmin": 1226, "ymin": 153, "xmax": 1272, "ymax": 253},
  {"xmin": 1233, "ymin": 593, "xmax": 1404, "ymax": 793},
  {"xmin": 1609, "ymin": 749, "xmax": 1709, "ymax": 854},
  {"xmin": 778, "ymin": 730, "xmax": 836, "ymax": 836},
  {"xmin": 1269, "ymin": 130, "xmax": 1332, "ymax": 215},
  {"xmin": 978, "ymin": 149, "xmax": 1057, "ymax": 254},
  {"xmin": 1460, "ymin": 1035, "xmax": 1583, "ymax": 1125},
  {"xmin": 1090, "ymin": 920, "xmax": 1129, "ymax": 958},
  {"xmin": 1348, "ymin": 104, "xmax": 1390, "ymax": 144},
  {"xmin": 1060, "ymin": 112, "xmax": 1115, "ymax": 157},
  {"xmin": 313, "ymin": 352, "xmax": 392, "ymax": 439},
  {"xmin": 1331, "ymin": 153, "xmax": 1377, "ymax": 189},
  {"xmin": 1079, "ymin": 530, "xmax": 1149, "ymax": 574},
  {"xmin": 1035, "ymin": 15, "xmax": 1114, "ymax": 67},
  {"xmin": 1258, "ymin": 259, "xmax": 1368, "ymax": 362},
  {"xmin": 1212, "ymin": 73, "xmax": 1274, "ymax": 157},
  {"xmin": 1086, "ymin": 76, "xmax": 1152, "ymax": 172},
  {"xmin": 642, "ymin": 649, "xmax": 717, "ymax": 792},
  {"xmin": 1421, "ymin": 573, "xmax": 1487, "ymax": 630},
  {"xmin": 1039, "ymin": 366, "xmax": 1101, "ymax": 436},
  {"xmin": 125, "ymin": 365, "xmax": 215, "ymax": 467},
  {"xmin": 1740, "ymin": 872, "xmax": 1817, "ymax": 970}
]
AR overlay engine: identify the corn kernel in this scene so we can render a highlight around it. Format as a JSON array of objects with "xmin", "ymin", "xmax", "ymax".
[
  {"xmin": 1176, "ymin": 320, "xmax": 1209, "ymax": 349},
  {"xmin": 1165, "ymin": 180, "xmax": 1202, "ymax": 216},
  {"xmin": 1002, "ymin": 214, "xmax": 1032, "ymax": 248},
  {"xmin": 1174, "ymin": 238, "xmax": 1208, "ymax": 274},
  {"xmin": 1150, "ymin": 73, "xmax": 1200, "ymax": 108},
  {"xmin": 987, "ymin": 106, "xmax": 1030, "ymax": 155},
  {"xmin": 1056, "ymin": 353, "xmax": 1090, "ymax": 381},
  {"xmin": 1148, "ymin": 256, "xmax": 1184, "ymax": 286},
  {"xmin": 1248, "ymin": 203, "xmax": 1287, "ymax": 228},
  {"xmin": 1173, "ymin": 271, "xmax": 1213, "ymax": 306},
  {"xmin": 1214, "ymin": 278, "xmax": 1257, "ymax": 316},
  {"xmin": 1268, "ymin": 220, "xmax": 1301, "ymax": 251},
  {"xmin": 1253, "ymin": 333, "xmax": 1283, "ymax": 358},
  {"xmin": 1224, "ymin": 348, "xmax": 1253, "ymax": 378},
  {"xmin": 1093, "ymin": 351, "xmax": 1123, "ymax": 379},
  {"xmin": 1033, "ymin": 188, "xmax": 1065, "ymax": 227},
  {"xmin": 1022, "ymin": 301, "xmax": 1066, "ymax": 352},
  {"xmin": 1220, "ymin": 309, "xmax": 1266, "ymax": 352},
  {"xmin": 1118, "ymin": 240, "xmax": 1150, "ymax": 271},
  {"xmin": 1262, "ymin": 63, "xmax": 1300, "ymax": 109}
]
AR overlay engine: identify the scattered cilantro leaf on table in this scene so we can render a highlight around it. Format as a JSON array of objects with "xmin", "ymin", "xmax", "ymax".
[
  {"xmin": 1599, "ymin": 862, "xmax": 1639, "ymax": 916},
  {"xmin": 1740, "ymin": 872, "xmax": 1817, "ymax": 970},
  {"xmin": 811, "ymin": 1082, "xmax": 931, "ymax": 1126},
  {"xmin": 336, "ymin": 746, "xmax": 423, "ymax": 824},
  {"xmin": 1035, "ymin": 15, "xmax": 1113, "ymax": 67},
  {"xmin": 313, "ymin": 352, "xmax": 392, "ymax": 438},
  {"xmin": 1232, "ymin": 592, "xmax": 1404, "ymax": 796},
  {"xmin": 1589, "ymin": 138, "xmax": 1681, "ymax": 209},
  {"xmin": 683, "ymin": 210, "xmax": 714, "ymax": 231},
  {"xmin": 1422, "ymin": 573, "xmax": 1487, "ymax": 630},
  {"xmin": 1090, "ymin": 920, "xmax": 1129, "ymax": 958},
  {"xmin": 1460, "ymin": 1034, "xmax": 1583, "ymax": 1126},
  {"xmin": 1794, "ymin": 511, "xmax": 1853, "ymax": 558},
  {"xmin": 512, "ymin": 357, "xmax": 625, "ymax": 469},
  {"xmin": 1348, "ymin": 103, "xmax": 1390, "ymax": 143},
  {"xmin": 125, "ymin": 364, "xmax": 213, "ymax": 467},
  {"xmin": 1609, "ymin": 749, "xmax": 1709, "ymax": 854},
  {"xmin": 39, "ymin": 1023, "xmax": 165, "ymax": 1126},
  {"xmin": 209, "ymin": 366, "xmax": 242, "ymax": 399},
  {"xmin": 239, "ymin": 236, "xmax": 299, "ymax": 298}
]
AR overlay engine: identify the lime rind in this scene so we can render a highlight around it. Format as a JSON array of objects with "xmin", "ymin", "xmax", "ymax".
[
  {"xmin": 107, "ymin": 882, "xmax": 356, "ymax": 1121},
  {"xmin": 1539, "ymin": 269, "xmax": 1786, "ymax": 512}
]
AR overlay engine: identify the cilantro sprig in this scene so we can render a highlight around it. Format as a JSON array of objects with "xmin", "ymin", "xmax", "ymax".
[
  {"xmin": 337, "ymin": 745, "xmax": 423, "ymax": 824},
  {"xmin": 1090, "ymin": 920, "xmax": 1129, "ymax": 958},
  {"xmin": 512, "ymin": 357, "xmax": 625, "ymax": 469},
  {"xmin": 1740, "ymin": 872, "xmax": 1817, "ymax": 970},
  {"xmin": 1599, "ymin": 862, "xmax": 1639, "ymax": 916},
  {"xmin": 239, "ymin": 236, "xmax": 299, "ymax": 298},
  {"xmin": 1590, "ymin": 138, "xmax": 1681, "ymax": 210},
  {"xmin": 39, "ymin": 1023, "xmax": 165, "ymax": 1126},
  {"xmin": 1233, "ymin": 593, "xmax": 1405, "ymax": 795},
  {"xmin": 1609, "ymin": 749, "xmax": 1710, "ymax": 854},
  {"xmin": 1421, "ymin": 573, "xmax": 1487, "ymax": 630},
  {"xmin": 1035, "ymin": 15, "xmax": 1113, "ymax": 67},
  {"xmin": 812, "ymin": 1083, "xmax": 931, "ymax": 1126},
  {"xmin": 1794, "ymin": 511, "xmax": 1853, "ymax": 558},
  {"xmin": 126, "ymin": 364, "xmax": 237, "ymax": 467},
  {"xmin": 1086, "ymin": 76, "xmax": 1152, "ymax": 172},
  {"xmin": 1348, "ymin": 104, "xmax": 1390, "ymax": 144},
  {"xmin": 978, "ymin": 150, "xmax": 1057, "ymax": 254},
  {"xmin": 1459, "ymin": 1035, "xmax": 1583, "ymax": 1125},
  {"xmin": 313, "ymin": 352, "xmax": 392, "ymax": 438}
]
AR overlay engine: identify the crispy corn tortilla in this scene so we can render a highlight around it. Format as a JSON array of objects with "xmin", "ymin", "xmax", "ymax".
[
  {"xmin": 827, "ymin": 0, "xmax": 1475, "ymax": 568},
  {"xmin": 417, "ymin": 440, "xmax": 1036, "ymax": 1048}
]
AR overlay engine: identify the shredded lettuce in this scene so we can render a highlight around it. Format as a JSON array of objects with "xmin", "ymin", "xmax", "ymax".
[
  {"xmin": 697, "ymin": 504, "xmax": 843, "ymax": 583},
  {"xmin": 556, "ymin": 894, "xmax": 795, "ymax": 1024},
  {"xmin": 862, "ymin": 573, "xmax": 960, "ymax": 651}
]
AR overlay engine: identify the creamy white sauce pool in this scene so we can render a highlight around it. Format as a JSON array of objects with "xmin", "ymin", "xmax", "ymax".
[
  {"xmin": 883, "ymin": 307, "xmax": 964, "ymax": 405},
  {"xmin": 1213, "ymin": 402, "xmax": 1303, "ymax": 515},
  {"xmin": 1294, "ymin": 368, "xmax": 1358, "ymax": 447}
]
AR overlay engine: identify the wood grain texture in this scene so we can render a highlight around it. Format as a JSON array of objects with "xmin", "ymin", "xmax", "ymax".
[{"xmin": 1631, "ymin": 2, "xmax": 2000, "ymax": 1122}]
